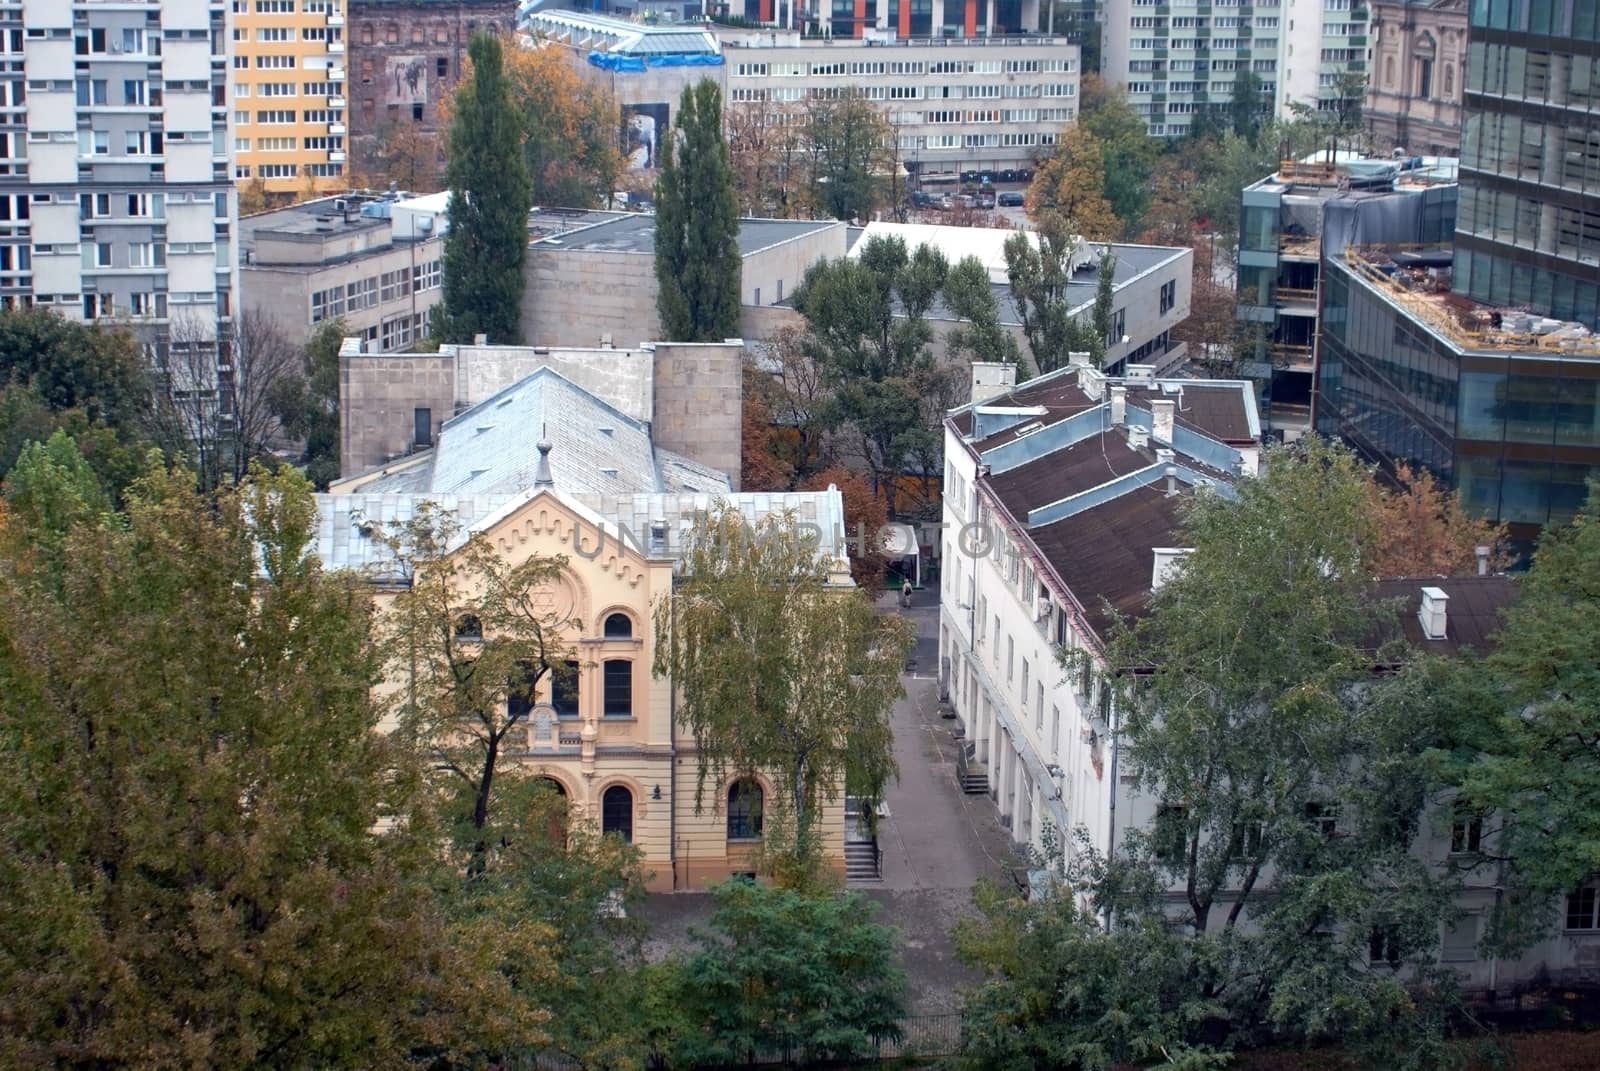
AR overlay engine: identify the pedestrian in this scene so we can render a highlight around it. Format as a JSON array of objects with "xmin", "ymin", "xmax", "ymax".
[{"xmin": 900, "ymin": 579, "xmax": 912, "ymax": 609}]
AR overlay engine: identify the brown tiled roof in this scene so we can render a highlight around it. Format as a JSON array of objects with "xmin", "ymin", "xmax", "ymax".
[
  {"xmin": 987, "ymin": 435, "xmax": 1150, "ymax": 523},
  {"xmin": 1370, "ymin": 575, "xmax": 1519, "ymax": 656},
  {"xmin": 950, "ymin": 410, "xmax": 973, "ymax": 436},
  {"xmin": 1028, "ymin": 484, "xmax": 1182, "ymax": 639},
  {"xmin": 1126, "ymin": 384, "xmax": 1255, "ymax": 443}
]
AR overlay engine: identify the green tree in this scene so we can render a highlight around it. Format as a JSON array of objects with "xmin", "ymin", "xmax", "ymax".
[
  {"xmin": 655, "ymin": 78, "xmax": 742, "ymax": 343},
  {"xmin": 371, "ymin": 502, "xmax": 574, "ymax": 870},
  {"xmin": 1442, "ymin": 481, "xmax": 1600, "ymax": 949},
  {"xmin": 1096, "ymin": 437, "xmax": 1465, "ymax": 1065},
  {"xmin": 1228, "ymin": 70, "xmax": 1268, "ymax": 141},
  {"xmin": 672, "ymin": 881, "xmax": 907, "ymax": 1066},
  {"xmin": 804, "ymin": 92, "xmax": 897, "ymax": 222},
  {"xmin": 1079, "ymin": 74, "xmax": 1160, "ymax": 231},
  {"xmin": 652, "ymin": 505, "xmax": 912, "ymax": 880},
  {"xmin": 943, "ymin": 254, "xmax": 1025, "ymax": 378},
  {"xmin": 954, "ymin": 881, "xmax": 1228, "ymax": 1071},
  {"xmin": 438, "ymin": 32, "xmax": 532, "ymax": 345},
  {"xmin": 1025, "ymin": 123, "xmax": 1123, "ymax": 241},
  {"xmin": 1002, "ymin": 212, "xmax": 1108, "ymax": 373},
  {"xmin": 0, "ymin": 452, "xmax": 527, "ymax": 1068},
  {"xmin": 268, "ymin": 317, "xmax": 345, "ymax": 488},
  {"xmin": 792, "ymin": 234, "xmax": 948, "ymax": 515}
]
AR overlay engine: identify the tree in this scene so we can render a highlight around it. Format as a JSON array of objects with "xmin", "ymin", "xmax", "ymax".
[
  {"xmin": 268, "ymin": 318, "xmax": 345, "ymax": 488},
  {"xmin": 364, "ymin": 118, "xmax": 442, "ymax": 193},
  {"xmin": 1360, "ymin": 462, "xmax": 1508, "ymax": 578},
  {"xmin": 1026, "ymin": 124, "xmax": 1123, "ymax": 241},
  {"xmin": 372, "ymin": 502, "xmax": 574, "ymax": 869},
  {"xmin": 238, "ymin": 175, "xmax": 270, "ymax": 215},
  {"xmin": 655, "ymin": 78, "xmax": 742, "ymax": 343},
  {"xmin": 437, "ymin": 32, "xmax": 532, "ymax": 345},
  {"xmin": 671, "ymin": 881, "xmax": 908, "ymax": 1066},
  {"xmin": 727, "ymin": 98, "xmax": 809, "ymax": 218},
  {"xmin": 498, "ymin": 37, "xmax": 621, "ymax": 208},
  {"xmin": 0, "ymin": 452, "xmax": 526, "ymax": 1067},
  {"xmin": 954, "ymin": 881, "xmax": 1228, "ymax": 1071},
  {"xmin": 147, "ymin": 311, "xmax": 231, "ymax": 490},
  {"xmin": 1441, "ymin": 482, "xmax": 1600, "ymax": 949},
  {"xmin": 653, "ymin": 504, "xmax": 912, "ymax": 877},
  {"xmin": 1079, "ymin": 74, "xmax": 1160, "ymax": 231},
  {"xmin": 943, "ymin": 254, "xmax": 1025, "ymax": 377},
  {"xmin": 1003, "ymin": 212, "xmax": 1108, "ymax": 373},
  {"xmin": 0, "ymin": 307, "xmax": 150, "ymax": 432},
  {"xmin": 804, "ymin": 92, "xmax": 898, "ymax": 222},
  {"xmin": 1090, "ymin": 249, "xmax": 1118, "ymax": 357},
  {"xmin": 792, "ymin": 234, "xmax": 948, "ymax": 515},
  {"xmin": 226, "ymin": 309, "xmax": 304, "ymax": 481},
  {"xmin": 741, "ymin": 374, "xmax": 794, "ymax": 492},
  {"xmin": 1229, "ymin": 70, "xmax": 1268, "ymax": 141},
  {"xmin": 800, "ymin": 464, "xmax": 889, "ymax": 586},
  {"xmin": 1096, "ymin": 437, "xmax": 1465, "ymax": 1064}
]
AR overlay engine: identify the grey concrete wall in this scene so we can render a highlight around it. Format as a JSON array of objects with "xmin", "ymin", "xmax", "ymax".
[
  {"xmin": 739, "ymin": 222, "xmax": 849, "ymax": 308},
  {"xmin": 453, "ymin": 344, "xmax": 655, "ymax": 420},
  {"xmin": 650, "ymin": 341, "xmax": 743, "ymax": 490},
  {"xmin": 339, "ymin": 353, "xmax": 456, "ymax": 475},
  {"xmin": 522, "ymin": 248, "xmax": 661, "ymax": 348}
]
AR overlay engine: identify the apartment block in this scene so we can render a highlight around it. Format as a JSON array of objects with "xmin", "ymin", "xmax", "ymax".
[
  {"xmin": 1102, "ymin": 0, "xmax": 1369, "ymax": 137},
  {"xmin": 522, "ymin": 10, "xmax": 1080, "ymax": 180},
  {"xmin": 9, "ymin": 0, "xmax": 238, "ymax": 370},
  {"xmin": 230, "ymin": 0, "xmax": 348, "ymax": 198},
  {"xmin": 346, "ymin": 0, "xmax": 517, "ymax": 190}
]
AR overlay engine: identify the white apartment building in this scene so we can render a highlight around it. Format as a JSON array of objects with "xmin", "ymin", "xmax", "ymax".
[
  {"xmin": 939, "ymin": 361, "xmax": 1600, "ymax": 989},
  {"xmin": 1102, "ymin": 0, "xmax": 1370, "ymax": 137},
  {"xmin": 519, "ymin": 10, "xmax": 1081, "ymax": 179},
  {"xmin": 10, "ymin": 0, "xmax": 238, "ymax": 369}
]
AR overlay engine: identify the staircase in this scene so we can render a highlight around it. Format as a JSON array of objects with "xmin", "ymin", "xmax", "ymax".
[
  {"xmin": 956, "ymin": 742, "xmax": 989, "ymax": 795},
  {"xmin": 845, "ymin": 839, "xmax": 882, "ymax": 883}
]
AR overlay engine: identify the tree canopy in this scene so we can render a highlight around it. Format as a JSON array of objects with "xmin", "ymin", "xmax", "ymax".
[
  {"xmin": 1003, "ymin": 213, "xmax": 1113, "ymax": 373},
  {"xmin": 655, "ymin": 78, "xmax": 743, "ymax": 343},
  {"xmin": 438, "ymin": 32, "xmax": 533, "ymax": 345},
  {"xmin": 1025, "ymin": 124, "xmax": 1123, "ymax": 241}
]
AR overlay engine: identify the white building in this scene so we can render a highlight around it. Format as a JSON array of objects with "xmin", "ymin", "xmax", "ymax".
[
  {"xmin": 9, "ymin": 0, "xmax": 239, "ymax": 373},
  {"xmin": 939, "ymin": 358, "xmax": 1263, "ymax": 875},
  {"xmin": 1101, "ymin": 0, "xmax": 1370, "ymax": 137}
]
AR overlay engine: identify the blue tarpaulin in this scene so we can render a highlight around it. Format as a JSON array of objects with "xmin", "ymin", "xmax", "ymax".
[{"xmin": 586, "ymin": 50, "xmax": 723, "ymax": 71}]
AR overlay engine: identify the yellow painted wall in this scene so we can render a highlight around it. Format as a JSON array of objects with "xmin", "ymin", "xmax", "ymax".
[
  {"xmin": 363, "ymin": 490, "xmax": 847, "ymax": 893},
  {"xmin": 233, "ymin": 0, "xmax": 347, "ymax": 198}
]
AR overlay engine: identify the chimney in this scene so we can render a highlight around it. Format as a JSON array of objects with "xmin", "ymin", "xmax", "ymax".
[
  {"xmin": 1109, "ymin": 384, "xmax": 1127, "ymax": 426},
  {"xmin": 1068, "ymin": 350, "xmax": 1092, "ymax": 368},
  {"xmin": 1127, "ymin": 425, "xmax": 1149, "ymax": 450},
  {"xmin": 1418, "ymin": 586, "xmax": 1449, "ymax": 641},
  {"xmin": 1475, "ymin": 545, "xmax": 1491, "ymax": 576},
  {"xmin": 1151, "ymin": 398, "xmax": 1176, "ymax": 443},
  {"xmin": 970, "ymin": 361, "xmax": 1018, "ymax": 405},
  {"xmin": 1080, "ymin": 367, "xmax": 1105, "ymax": 401}
]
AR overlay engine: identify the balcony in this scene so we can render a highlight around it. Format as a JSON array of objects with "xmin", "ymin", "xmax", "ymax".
[
  {"xmin": 329, "ymin": 66, "xmax": 346, "ymax": 81},
  {"xmin": 329, "ymin": 150, "xmax": 346, "ymax": 162},
  {"xmin": 328, "ymin": 12, "xmax": 345, "ymax": 25},
  {"xmin": 1275, "ymin": 286, "xmax": 1318, "ymax": 308},
  {"xmin": 329, "ymin": 122, "xmax": 346, "ymax": 134},
  {"xmin": 1269, "ymin": 342, "xmax": 1314, "ymax": 372},
  {"xmin": 329, "ymin": 41, "xmax": 345, "ymax": 54},
  {"xmin": 329, "ymin": 96, "xmax": 346, "ymax": 108}
]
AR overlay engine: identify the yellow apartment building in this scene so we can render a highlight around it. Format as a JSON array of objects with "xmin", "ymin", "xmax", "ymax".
[
  {"xmin": 232, "ymin": 0, "xmax": 348, "ymax": 200},
  {"xmin": 321, "ymin": 354, "xmax": 853, "ymax": 889}
]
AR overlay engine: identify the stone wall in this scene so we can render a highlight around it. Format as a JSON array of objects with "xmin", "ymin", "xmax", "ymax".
[
  {"xmin": 338, "ymin": 340, "xmax": 456, "ymax": 473},
  {"xmin": 648, "ymin": 341, "xmax": 744, "ymax": 489},
  {"xmin": 522, "ymin": 248, "xmax": 661, "ymax": 349}
]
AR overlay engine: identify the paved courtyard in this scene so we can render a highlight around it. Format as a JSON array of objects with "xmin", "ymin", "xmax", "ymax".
[{"xmin": 638, "ymin": 589, "xmax": 1019, "ymax": 1013}]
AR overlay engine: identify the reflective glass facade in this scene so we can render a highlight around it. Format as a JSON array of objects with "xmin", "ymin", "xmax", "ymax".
[
  {"xmin": 1318, "ymin": 256, "xmax": 1600, "ymax": 531},
  {"xmin": 1454, "ymin": 0, "xmax": 1600, "ymax": 328}
]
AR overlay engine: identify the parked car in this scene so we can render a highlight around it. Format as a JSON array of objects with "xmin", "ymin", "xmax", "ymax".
[
  {"xmin": 978, "ymin": 192, "xmax": 996, "ymax": 209},
  {"xmin": 997, "ymin": 191, "xmax": 1024, "ymax": 207}
]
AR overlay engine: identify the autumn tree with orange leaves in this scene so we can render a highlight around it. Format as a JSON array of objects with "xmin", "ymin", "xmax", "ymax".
[
  {"xmin": 1024, "ymin": 124, "xmax": 1123, "ymax": 242},
  {"xmin": 1361, "ymin": 462, "xmax": 1508, "ymax": 578},
  {"xmin": 444, "ymin": 36, "xmax": 622, "ymax": 209}
]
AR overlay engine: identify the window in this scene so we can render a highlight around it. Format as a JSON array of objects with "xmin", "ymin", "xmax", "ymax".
[
  {"xmin": 727, "ymin": 780, "xmax": 763, "ymax": 840},
  {"xmin": 603, "ymin": 612, "xmax": 632, "ymax": 638},
  {"xmin": 601, "ymin": 785, "xmax": 633, "ymax": 843},
  {"xmin": 506, "ymin": 660, "xmax": 538, "ymax": 719},
  {"xmin": 436, "ymin": 57, "xmax": 447, "ymax": 78},
  {"xmin": 453, "ymin": 613, "xmax": 481, "ymax": 640},
  {"xmin": 1229, "ymin": 821, "xmax": 1263, "ymax": 861},
  {"xmin": 1305, "ymin": 801, "xmax": 1339, "ymax": 838},
  {"xmin": 602, "ymin": 660, "xmax": 632, "ymax": 717},
  {"xmin": 1369, "ymin": 925, "xmax": 1402, "ymax": 967},
  {"xmin": 1567, "ymin": 886, "xmax": 1600, "ymax": 931},
  {"xmin": 1006, "ymin": 635, "xmax": 1014, "ymax": 681},
  {"xmin": 1020, "ymin": 658, "xmax": 1029, "ymax": 699},
  {"xmin": 1160, "ymin": 279, "xmax": 1176, "ymax": 314},
  {"xmin": 1450, "ymin": 808, "xmax": 1483, "ymax": 855},
  {"xmin": 1155, "ymin": 804, "xmax": 1188, "ymax": 862},
  {"xmin": 550, "ymin": 659, "xmax": 580, "ymax": 718},
  {"xmin": 1050, "ymin": 705, "xmax": 1061, "ymax": 757},
  {"xmin": 414, "ymin": 406, "xmax": 432, "ymax": 447}
]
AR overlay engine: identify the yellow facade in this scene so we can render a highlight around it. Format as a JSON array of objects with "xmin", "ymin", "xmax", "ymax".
[
  {"xmin": 232, "ymin": 0, "xmax": 348, "ymax": 199},
  {"xmin": 369, "ymin": 490, "xmax": 846, "ymax": 893}
]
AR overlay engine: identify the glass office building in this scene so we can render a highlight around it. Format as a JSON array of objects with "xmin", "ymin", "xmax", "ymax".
[
  {"xmin": 1318, "ymin": 253, "xmax": 1600, "ymax": 533},
  {"xmin": 1453, "ymin": 0, "xmax": 1600, "ymax": 329}
]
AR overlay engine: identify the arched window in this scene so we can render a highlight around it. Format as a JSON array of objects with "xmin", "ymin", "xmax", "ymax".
[
  {"xmin": 603, "ymin": 660, "xmax": 633, "ymax": 717},
  {"xmin": 454, "ymin": 613, "xmax": 482, "ymax": 640},
  {"xmin": 603, "ymin": 612, "xmax": 633, "ymax": 638},
  {"xmin": 533, "ymin": 777, "xmax": 567, "ymax": 842},
  {"xmin": 727, "ymin": 780, "xmax": 763, "ymax": 841},
  {"xmin": 602, "ymin": 785, "xmax": 633, "ymax": 843}
]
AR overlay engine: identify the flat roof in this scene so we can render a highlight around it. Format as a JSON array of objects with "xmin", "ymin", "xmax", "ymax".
[{"xmin": 531, "ymin": 214, "xmax": 838, "ymax": 256}]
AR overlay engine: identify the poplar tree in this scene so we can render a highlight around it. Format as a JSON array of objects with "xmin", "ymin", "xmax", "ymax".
[
  {"xmin": 438, "ymin": 32, "xmax": 532, "ymax": 345},
  {"xmin": 655, "ymin": 79, "xmax": 742, "ymax": 343}
]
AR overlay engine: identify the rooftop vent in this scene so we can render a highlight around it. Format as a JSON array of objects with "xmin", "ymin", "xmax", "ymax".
[
  {"xmin": 1011, "ymin": 421, "xmax": 1043, "ymax": 438},
  {"xmin": 601, "ymin": 467, "xmax": 619, "ymax": 477},
  {"xmin": 1419, "ymin": 586, "xmax": 1449, "ymax": 641}
]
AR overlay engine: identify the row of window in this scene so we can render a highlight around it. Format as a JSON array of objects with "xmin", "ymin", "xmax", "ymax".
[
  {"xmin": 733, "ymin": 57, "xmax": 1073, "ymax": 78},
  {"xmin": 309, "ymin": 261, "xmax": 440, "ymax": 323},
  {"xmin": 541, "ymin": 778, "xmax": 762, "ymax": 845}
]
